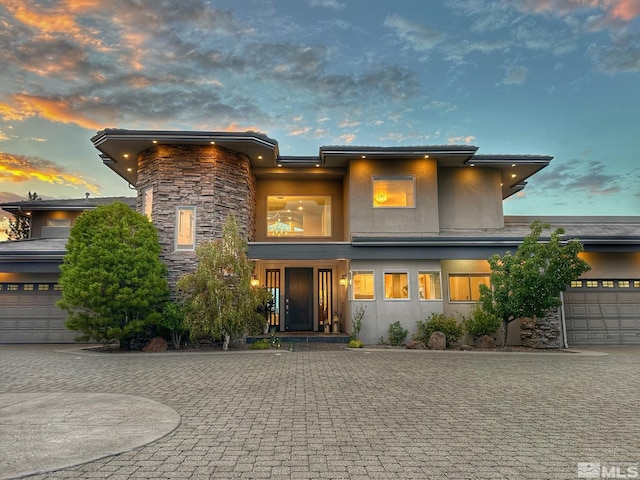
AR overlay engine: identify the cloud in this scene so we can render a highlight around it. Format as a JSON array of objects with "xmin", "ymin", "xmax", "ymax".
[
  {"xmin": 589, "ymin": 33, "xmax": 640, "ymax": 73},
  {"xmin": 532, "ymin": 160, "xmax": 627, "ymax": 195},
  {"xmin": 448, "ymin": 135, "xmax": 476, "ymax": 145},
  {"xmin": 441, "ymin": 39, "xmax": 511, "ymax": 63},
  {"xmin": 309, "ymin": 0, "xmax": 346, "ymax": 9},
  {"xmin": 501, "ymin": 65, "xmax": 528, "ymax": 84},
  {"xmin": 383, "ymin": 14, "xmax": 443, "ymax": 52},
  {"xmin": 0, "ymin": 152, "xmax": 100, "ymax": 193}
]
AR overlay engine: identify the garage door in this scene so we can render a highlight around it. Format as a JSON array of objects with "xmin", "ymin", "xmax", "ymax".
[
  {"xmin": 0, "ymin": 283, "xmax": 77, "ymax": 343},
  {"xmin": 565, "ymin": 280, "xmax": 640, "ymax": 345}
]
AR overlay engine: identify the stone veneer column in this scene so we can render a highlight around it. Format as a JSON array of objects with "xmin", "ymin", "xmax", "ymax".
[
  {"xmin": 136, "ymin": 144, "xmax": 256, "ymax": 290},
  {"xmin": 520, "ymin": 309, "xmax": 562, "ymax": 349}
]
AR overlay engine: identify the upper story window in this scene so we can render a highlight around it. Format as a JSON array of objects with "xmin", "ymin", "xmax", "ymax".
[
  {"xmin": 143, "ymin": 187, "xmax": 153, "ymax": 220},
  {"xmin": 352, "ymin": 271, "xmax": 374, "ymax": 300},
  {"xmin": 449, "ymin": 274, "xmax": 490, "ymax": 302},
  {"xmin": 175, "ymin": 206, "xmax": 196, "ymax": 251},
  {"xmin": 267, "ymin": 195, "xmax": 331, "ymax": 237},
  {"xmin": 418, "ymin": 271, "xmax": 442, "ymax": 300},
  {"xmin": 372, "ymin": 176, "xmax": 415, "ymax": 208}
]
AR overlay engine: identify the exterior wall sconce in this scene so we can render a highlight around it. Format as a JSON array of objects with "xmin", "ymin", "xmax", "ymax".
[
  {"xmin": 339, "ymin": 275, "xmax": 348, "ymax": 286},
  {"xmin": 250, "ymin": 275, "xmax": 260, "ymax": 287}
]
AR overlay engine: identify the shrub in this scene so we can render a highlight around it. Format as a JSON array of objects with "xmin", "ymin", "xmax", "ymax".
[
  {"xmin": 463, "ymin": 306, "xmax": 501, "ymax": 340},
  {"xmin": 348, "ymin": 339, "xmax": 364, "ymax": 348},
  {"xmin": 351, "ymin": 305, "xmax": 366, "ymax": 340},
  {"xmin": 387, "ymin": 321, "xmax": 408, "ymax": 346},
  {"xmin": 413, "ymin": 313, "xmax": 464, "ymax": 348},
  {"xmin": 249, "ymin": 339, "xmax": 271, "ymax": 350}
]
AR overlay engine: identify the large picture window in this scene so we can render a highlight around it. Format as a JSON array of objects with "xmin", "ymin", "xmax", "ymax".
[
  {"xmin": 449, "ymin": 274, "xmax": 490, "ymax": 302},
  {"xmin": 372, "ymin": 176, "xmax": 415, "ymax": 207},
  {"xmin": 267, "ymin": 195, "xmax": 332, "ymax": 237},
  {"xmin": 352, "ymin": 271, "xmax": 374, "ymax": 300},
  {"xmin": 176, "ymin": 206, "xmax": 196, "ymax": 251},
  {"xmin": 384, "ymin": 272, "xmax": 409, "ymax": 300},
  {"xmin": 418, "ymin": 271, "xmax": 442, "ymax": 300}
]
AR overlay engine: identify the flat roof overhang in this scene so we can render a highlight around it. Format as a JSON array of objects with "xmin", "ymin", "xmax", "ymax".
[{"xmin": 92, "ymin": 129, "xmax": 280, "ymax": 187}]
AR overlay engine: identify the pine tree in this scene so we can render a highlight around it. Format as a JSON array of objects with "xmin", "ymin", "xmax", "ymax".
[{"xmin": 57, "ymin": 201, "xmax": 169, "ymax": 348}]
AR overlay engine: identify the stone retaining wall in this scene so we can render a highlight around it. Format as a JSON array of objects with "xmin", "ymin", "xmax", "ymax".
[{"xmin": 520, "ymin": 309, "xmax": 562, "ymax": 349}]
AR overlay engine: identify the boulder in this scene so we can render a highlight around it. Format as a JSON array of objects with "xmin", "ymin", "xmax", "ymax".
[
  {"xmin": 475, "ymin": 335, "xmax": 496, "ymax": 349},
  {"xmin": 142, "ymin": 336, "xmax": 168, "ymax": 353},
  {"xmin": 405, "ymin": 340, "xmax": 426, "ymax": 350},
  {"xmin": 427, "ymin": 332, "xmax": 446, "ymax": 350}
]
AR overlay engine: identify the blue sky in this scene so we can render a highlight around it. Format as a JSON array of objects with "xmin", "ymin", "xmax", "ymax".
[{"xmin": 0, "ymin": 0, "xmax": 639, "ymax": 225}]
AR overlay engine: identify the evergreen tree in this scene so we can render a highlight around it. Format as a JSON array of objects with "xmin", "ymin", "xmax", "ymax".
[
  {"xmin": 479, "ymin": 221, "xmax": 591, "ymax": 347},
  {"xmin": 177, "ymin": 216, "xmax": 269, "ymax": 350},
  {"xmin": 57, "ymin": 201, "xmax": 169, "ymax": 348}
]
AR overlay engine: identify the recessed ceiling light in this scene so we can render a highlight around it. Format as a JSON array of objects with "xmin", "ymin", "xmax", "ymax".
[
  {"xmin": 512, "ymin": 164, "xmax": 516, "ymax": 167},
  {"xmin": 424, "ymin": 155, "xmax": 429, "ymax": 158},
  {"xmin": 210, "ymin": 141, "xmax": 216, "ymax": 145},
  {"xmin": 361, "ymin": 155, "xmax": 366, "ymax": 158},
  {"xmin": 258, "ymin": 156, "xmax": 263, "ymax": 160},
  {"xmin": 126, "ymin": 167, "xmax": 133, "ymax": 172},
  {"xmin": 315, "ymin": 164, "xmax": 320, "ymax": 167},
  {"xmin": 277, "ymin": 164, "xmax": 282, "ymax": 168},
  {"xmin": 123, "ymin": 153, "xmax": 129, "ymax": 158},
  {"xmin": 152, "ymin": 140, "xmax": 158, "ymax": 144},
  {"xmin": 470, "ymin": 163, "xmax": 475, "ymax": 167},
  {"xmin": 511, "ymin": 173, "xmax": 517, "ymax": 178}
]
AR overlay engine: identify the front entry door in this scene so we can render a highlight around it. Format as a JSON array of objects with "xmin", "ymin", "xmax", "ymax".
[{"xmin": 285, "ymin": 268, "xmax": 313, "ymax": 331}]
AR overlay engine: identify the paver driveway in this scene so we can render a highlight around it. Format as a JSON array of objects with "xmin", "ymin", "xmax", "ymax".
[{"xmin": 1, "ymin": 345, "xmax": 639, "ymax": 479}]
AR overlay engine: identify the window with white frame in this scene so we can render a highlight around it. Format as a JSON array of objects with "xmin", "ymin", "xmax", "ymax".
[
  {"xmin": 418, "ymin": 271, "xmax": 442, "ymax": 300},
  {"xmin": 266, "ymin": 195, "xmax": 331, "ymax": 237},
  {"xmin": 176, "ymin": 206, "xmax": 196, "ymax": 251},
  {"xmin": 384, "ymin": 272, "xmax": 409, "ymax": 300},
  {"xmin": 143, "ymin": 187, "xmax": 153, "ymax": 220},
  {"xmin": 372, "ymin": 176, "xmax": 415, "ymax": 207},
  {"xmin": 448, "ymin": 274, "xmax": 490, "ymax": 302},
  {"xmin": 352, "ymin": 271, "xmax": 374, "ymax": 300}
]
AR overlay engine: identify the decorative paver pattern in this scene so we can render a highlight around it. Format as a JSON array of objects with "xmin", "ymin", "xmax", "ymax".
[{"xmin": 1, "ymin": 345, "xmax": 639, "ymax": 479}]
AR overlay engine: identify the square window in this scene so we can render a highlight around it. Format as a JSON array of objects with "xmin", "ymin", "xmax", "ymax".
[
  {"xmin": 384, "ymin": 272, "xmax": 409, "ymax": 300},
  {"xmin": 449, "ymin": 274, "xmax": 490, "ymax": 302},
  {"xmin": 372, "ymin": 176, "xmax": 415, "ymax": 207},
  {"xmin": 418, "ymin": 272, "xmax": 442, "ymax": 300},
  {"xmin": 634, "ymin": 281, "xmax": 640, "ymax": 288},
  {"xmin": 176, "ymin": 206, "xmax": 196, "ymax": 251},
  {"xmin": 38, "ymin": 284, "xmax": 50, "ymax": 291},
  {"xmin": 602, "ymin": 280, "xmax": 614, "ymax": 288},
  {"xmin": 352, "ymin": 271, "xmax": 374, "ymax": 300},
  {"xmin": 267, "ymin": 195, "xmax": 331, "ymax": 237},
  {"xmin": 586, "ymin": 280, "xmax": 598, "ymax": 288},
  {"xmin": 570, "ymin": 280, "xmax": 583, "ymax": 288},
  {"xmin": 23, "ymin": 284, "xmax": 34, "ymax": 291},
  {"xmin": 618, "ymin": 280, "xmax": 630, "ymax": 288}
]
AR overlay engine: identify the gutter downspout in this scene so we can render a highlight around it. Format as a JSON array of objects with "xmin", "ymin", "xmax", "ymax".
[{"xmin": 560, "ymin": 291, "xmax": 568, "ymax": 349}]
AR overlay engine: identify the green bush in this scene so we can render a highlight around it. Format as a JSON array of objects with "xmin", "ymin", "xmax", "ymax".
[
  {"xmin": 387, "ymin": 321, "xmax": 408, "ymax": 346},
  {"xmin": 463, "ymin": 306, "xmax": 501, "ymax": 340},
  {"xmin": 351, "ymin": 305, "xmax": 366, "ymax": 340},
  {"xmin": 249, "ymin": 339, "xmax": 271, "ymax": 350},
  {"xmin": 348, "ymin": 339, "xmax": 364, "ymax": 348},
  {"xmin": 413, "ymin": 313, "xmax": 464, "ymax": 348}
]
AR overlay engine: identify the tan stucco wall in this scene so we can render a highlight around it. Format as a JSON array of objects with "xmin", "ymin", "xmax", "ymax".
[
  {"xmin": 348, "ymin": 158, "xmax": 439, "ymax": 236},
  {"xmin": 578, "ymin": 252, "xmax": 640, "ymax": 278},
  {"xmin": 254, "ymin": 179, "xmax": 344, "ymax": 242},
  {"xmin": 438, "ymin": 167, "xmax": 504, "ymax": 229}
]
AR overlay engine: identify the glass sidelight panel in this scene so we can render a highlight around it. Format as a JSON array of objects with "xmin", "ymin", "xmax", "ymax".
[
  {"xmin": 265, "ymin": 269, "xmax": 280, "ymax": 327},
  {"xmin": 318, "ymin": 269, "xmax": 333, "ymax": 328}
]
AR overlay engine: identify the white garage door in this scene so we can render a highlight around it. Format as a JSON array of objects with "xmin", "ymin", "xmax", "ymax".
[
  {"xmin": 0, "ymin": 283, "xmax": 77, "ymax": 343},
  {"xmin": 565, "ymin": 280, "xmax": 640, "ymax": 345}
]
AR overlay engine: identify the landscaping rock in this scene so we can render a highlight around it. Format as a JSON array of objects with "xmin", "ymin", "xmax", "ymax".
[
  {"xmin": 142, "ymin": 336, "xmax": 168, "ymax": 353},
  {"xmin": 427, "ymin": 332, "xmax": 446, "ymax": 350},
  {"xmin": 405, "ymin": 340, "xmax": 426, "ymax": 350},
  {"xmin": 459, "ymin": 344, "xmax": 473, "ymax": 351},
  {"xmin": 475, "ymin": 335, "xmax": 496, "ymax": 349}
]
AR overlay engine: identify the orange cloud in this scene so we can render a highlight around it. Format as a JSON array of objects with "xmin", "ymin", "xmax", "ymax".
[
  {"xmin": 0, "ymin": 152, "xmax": 100, "ymax": 193},
  {"xmin": 2, "ymin": 94, "xmax": 106, "ymax": 130},
  {"xmin": 608, "ymin": 0, "xmax": 640, "ymax": 20},
  {"xmin": 4, "ymin": 0, "xmax": 107, "ymax": 50},
  {"xmin": 517, "ymin": 0, "xmax": 640, "ymax": 22}
]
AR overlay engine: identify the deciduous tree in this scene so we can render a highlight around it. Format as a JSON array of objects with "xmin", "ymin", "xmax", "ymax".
[
  {"xmin": 479, "ymin": 221, "xmax": 591, "ymax": 347},
  {"xmin": 177, "ymin": 216, "xmax": 269, "ymax": 350},
  {"xmin": 57, "ymin": 202, "xmax": 169, "ymax": 348}
]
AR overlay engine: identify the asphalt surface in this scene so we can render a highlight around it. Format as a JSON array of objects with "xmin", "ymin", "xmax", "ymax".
[{"xmin": 0, "ymin": 344, "xmax": 639, "ymax": 479}]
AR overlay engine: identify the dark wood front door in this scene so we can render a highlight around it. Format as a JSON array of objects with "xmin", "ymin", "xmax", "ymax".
[{"xmin": 285, "ymin": 268, "xmax": 313, "ymax": 331}]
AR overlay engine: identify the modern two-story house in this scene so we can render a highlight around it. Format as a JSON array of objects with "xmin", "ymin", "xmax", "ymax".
[{"xmin": 1, "ymin": 128, "xmax": 639, "ymax": 345}]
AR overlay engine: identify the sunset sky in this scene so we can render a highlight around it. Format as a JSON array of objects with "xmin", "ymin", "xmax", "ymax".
[{"xmin": 1, "ymin": 0, "xmax": 639, "ymax": 229}]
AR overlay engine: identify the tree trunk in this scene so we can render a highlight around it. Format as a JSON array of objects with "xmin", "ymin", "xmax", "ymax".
[
  {"xmin": 170, "ymin": 332, "xmax": 182, "ymax": 350},
  {"xmin": 223, "ymin": 333, "xmax": 230, "ymax": 351},
  {"xmin": 502, "ymin": 319, "xmax": 509, "ymax": 348}
]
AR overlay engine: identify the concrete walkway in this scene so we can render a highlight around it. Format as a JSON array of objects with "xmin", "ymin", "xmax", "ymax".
[{"xmin": 0, "ymin": 345, "xmax": 639, "ymax": 479}]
